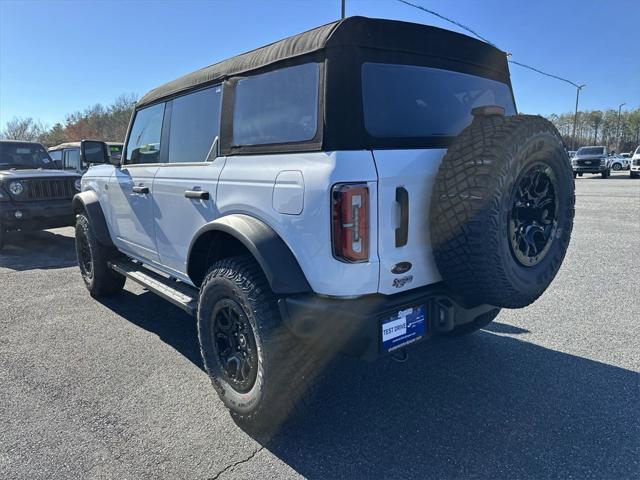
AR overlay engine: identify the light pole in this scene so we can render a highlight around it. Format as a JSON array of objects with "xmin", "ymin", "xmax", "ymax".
[
  {"xmin": 571, "ymin": 84, "xmax": 586, "ymax": 150},
  {"xmin": 615, "ymin": 102, "xmax": 626, "ymax": 153},
  {"xmin": 341, "ymin": 0, "xmax": 345, "ymax": 19}
]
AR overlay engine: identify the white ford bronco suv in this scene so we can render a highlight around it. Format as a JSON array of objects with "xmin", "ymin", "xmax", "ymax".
[{"xmin": 73, "ymin": 17, "xmax": 574, "ymax": 429}]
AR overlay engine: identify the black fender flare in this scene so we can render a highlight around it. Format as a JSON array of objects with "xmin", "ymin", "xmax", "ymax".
[
  {"xmin": 188, "ymin": 214, "xmax": 311, "ymax": 295},
  {"xmin": 72, "ymin": 191, "xmax": 114, "ymax": 247}
]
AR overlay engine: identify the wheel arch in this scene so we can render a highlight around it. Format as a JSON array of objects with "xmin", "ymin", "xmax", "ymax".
[
  {"xmin": 187, "ymin": 214, "xmax": 312, "ymax": 295},
  {"xmin": 72, "ymin": 191, "xmax": 114, "ymax": 247}
]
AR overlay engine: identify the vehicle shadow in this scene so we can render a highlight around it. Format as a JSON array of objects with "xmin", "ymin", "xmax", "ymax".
[
  {"xmin": 265, "ymin": 332, "xmax": 638, "ymax": 479},
  {"xmin": 97, "ymin": 289, "xmax": 204, "ymax": 370},
  {"xmin": 95, "ymin": 291, "xmax": 637, "ymax": 478},
  {"xmin": 577, "ymin": 174, "xmax": 637, "ymax": 181},
  {"xmin": 0, "ymin": 228, "xmax": 77, "ymax": 271},
  {"xmin": 483, "ymin": 321, "xmax": 529, "ymax": 334}
]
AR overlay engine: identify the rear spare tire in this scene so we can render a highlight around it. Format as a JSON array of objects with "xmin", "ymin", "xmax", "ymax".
[{"xmin": 430, "ymin": 112, "xmax": 574, "ymax": 308}]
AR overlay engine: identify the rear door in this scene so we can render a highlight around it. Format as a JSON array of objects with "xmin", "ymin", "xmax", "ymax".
[
  {"xmin": 152, "ymin": 85, "xmax": 224, "ymax": 277},
  {"xmin": 362, "ymin": 62, "xmax": 517, "ymax": 294},
  {"xmin": 373, "ymin": 149, "xmax": 445, "ymax": 294}
]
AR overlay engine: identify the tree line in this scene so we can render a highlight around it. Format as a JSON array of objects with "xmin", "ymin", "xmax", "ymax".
[
  {"xmin": 2, "ymin": 95, "xmax": 639, "ymax": 153},
  {"xmin": 0, "ymin": 94, "xmax": 136, "ymax": 147},
  {"xmin": 547, "ymin": 108, "xmax": 640, "ymax": 153}
]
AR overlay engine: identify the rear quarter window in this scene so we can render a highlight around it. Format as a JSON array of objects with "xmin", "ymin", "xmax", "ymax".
[{"xmin": 232, "ymin": 63, "xmax": 319, "ymax": 146}]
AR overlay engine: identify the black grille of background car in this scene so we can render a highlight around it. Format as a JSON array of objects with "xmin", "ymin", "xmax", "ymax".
[
  {"xmin": 577, "ymin": 159, "xmax": 602, "ymax": 166},
  {"xmin": 634, "ymin": 159, "xmax": 640, "ymax": 166},
  {"xmin": 24, "ymin": 179, "xmax": 75, "ymax": 200}
]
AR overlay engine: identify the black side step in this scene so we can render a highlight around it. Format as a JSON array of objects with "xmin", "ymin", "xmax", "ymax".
[{"xmin": 109, "ymin": 260, "xmax": 198, "ymax": 315}]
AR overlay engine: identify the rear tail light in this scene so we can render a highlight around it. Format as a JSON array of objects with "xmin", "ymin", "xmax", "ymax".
[{"xmin": 331, "ymin": 183, "xmax": 370, "ymax": 262}]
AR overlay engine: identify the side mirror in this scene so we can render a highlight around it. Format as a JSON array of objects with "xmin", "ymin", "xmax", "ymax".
[{"xmin": 80, "ymin": 140, "xmax": 110, "ymax": 165}]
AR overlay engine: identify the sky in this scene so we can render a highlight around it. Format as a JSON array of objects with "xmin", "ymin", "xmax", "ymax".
[{"xmin": 1, "ymin": 0, "xmax": 638, "ymax": 130}]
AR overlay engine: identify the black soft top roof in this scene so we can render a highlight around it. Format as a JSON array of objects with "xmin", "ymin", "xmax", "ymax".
[{"xmin": 137, "ymin": 16, "xmax": 509, "ymax": 108}]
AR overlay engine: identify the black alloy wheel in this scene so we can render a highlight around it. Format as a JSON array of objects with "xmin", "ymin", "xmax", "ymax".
[
  {"xmin": 508, "ymin": 162, "xmax": 559, "ymax": 267},
  {"xmin": 77, "ymin": 228, "xmax": 94, "ymax": 279},
  {"xmin": 210, "ymin": 299, "xmax": 259, "ymax": 393}
]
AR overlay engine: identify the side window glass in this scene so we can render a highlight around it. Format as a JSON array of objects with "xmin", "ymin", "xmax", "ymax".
[
  {"xmin": 126, "ymin": 103, "xmax": 165, "ymax": 164},
  {"xmin": 168, "ymin": 86, "xmax": 222, "ymax": 163},
  {"xmin": 49, "ymin": 150, "xmax": 62, "ymax": 166},
  {"xmin": 63, "ymin": 149, "xmax": 80, "ymax": 171},
  {"xmin": 232, "ymin": 63, "xmax": 319, "ymax": 146},
  {"xmin": 108, "ymin": 145, "xmax": 123, "ymax": 163}
]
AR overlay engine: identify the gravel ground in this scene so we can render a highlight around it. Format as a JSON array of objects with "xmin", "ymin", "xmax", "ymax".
[{"xmin": 1, "ymin": 171, "xmax": 638, "ymax": 479}]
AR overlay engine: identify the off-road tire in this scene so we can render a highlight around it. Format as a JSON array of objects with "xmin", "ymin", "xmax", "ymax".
[
  {"xmin": 631, "ymin": 171, "xmax": 639, "ymax": 179},
  {"xmin": 0, "ymin": 225, "xmax": 4, "ymax": 251},
  {"xmin": 430, "ymin": 114, "xmax": 575, "ymax": 308},
  {"xmin": 439, "ymin": 308, "xmax": 501, "ymax": 337},
  {"xmin": 75, "ymin": 213, "xmax": 125, "ymax": 297},
  {"xmin": 601, "ymin": 169, "xmax": 610, "ymax": 178},
  {"xmin": 573, "ymin": 172, "xmax": 577, "ymax": 179},
  {"xmin": 197, "ymin": 256, "xmax": 320, "ymax": 434}
]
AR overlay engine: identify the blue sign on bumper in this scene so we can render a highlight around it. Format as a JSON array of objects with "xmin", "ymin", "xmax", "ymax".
[{"xmin": 380, "ymin": 305, "xmax": 426, "ymax": 353}]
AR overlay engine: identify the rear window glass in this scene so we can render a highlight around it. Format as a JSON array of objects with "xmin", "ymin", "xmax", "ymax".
[
  {"xmin": 232, "ymin": 63, "xmax": 319, "ymax": 146},
  {"xmin": 577, "ymin": 147, "xmax": 605, "ymax": 155},
  {"xmin": 362, "ymin": 63, "xmax": 516, "ymax": 138},
  {"xmin": 169, "ymin": 86, "xmax": 222, "ymax": 162}
]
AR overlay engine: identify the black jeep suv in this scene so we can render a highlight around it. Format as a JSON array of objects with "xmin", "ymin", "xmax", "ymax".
[{"xmin": 0, "ymin": 140, "xmax": 81, "ymax": 249}]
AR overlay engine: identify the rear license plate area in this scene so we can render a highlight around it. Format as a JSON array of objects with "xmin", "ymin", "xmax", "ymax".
[{"xmin": 380, "ymin": 305, "xmax": 426, "ymax": 353}]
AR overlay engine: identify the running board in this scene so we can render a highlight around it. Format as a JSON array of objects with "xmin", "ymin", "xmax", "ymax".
[{"xmin": 109, "ymin": 260, "xmax": 198, "ymax": 315}]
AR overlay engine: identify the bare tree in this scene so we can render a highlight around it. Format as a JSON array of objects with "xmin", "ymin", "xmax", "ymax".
[{"xmin": 0, "ymin": 117, "xmax": 48, "ymax": 141}]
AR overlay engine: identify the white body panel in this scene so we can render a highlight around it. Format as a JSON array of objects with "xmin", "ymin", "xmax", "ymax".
[
  {"xmin": 81, "ymin": 165, "xmax": 113, "ymax": 236},
  {"xmin": 84, "ymin": 146, "xmax": 446, "ymax": 298},
  {"xmin": 217, "ymin": 151, "xmax": 380, "ymax": 297},
  {"xmin": 631, "ymin": 147, "xmax": 640, "ymax": 173},
  {"xmin": 372, "ymin": 149, "xmax": 445, "ymax": 294},
  {"xmin": 107, "ymin": 165, "xmax": 160, "ymax": 262},
  {"xmin": 153, "ymin": 159, "xmax": 227, "ymax": 276}
]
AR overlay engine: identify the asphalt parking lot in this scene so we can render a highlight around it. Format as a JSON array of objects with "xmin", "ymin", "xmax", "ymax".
[{"xmin": 1, "ymin": 172, "xmax": 638, "ymax": 480}]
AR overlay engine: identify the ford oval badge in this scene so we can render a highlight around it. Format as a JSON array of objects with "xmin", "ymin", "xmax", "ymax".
[{"xmin": 391, "ymin": 262, "xmax": 412, "ymax": 274}]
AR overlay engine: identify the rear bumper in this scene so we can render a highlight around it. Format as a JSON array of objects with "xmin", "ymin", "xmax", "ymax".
[
  {"xmin": 278, "ymin": 282, "xmax": 495, "ymax": 361},
  {"xmin": 0, "ymin": 199, "xmax": 75, "ymax": 231}
]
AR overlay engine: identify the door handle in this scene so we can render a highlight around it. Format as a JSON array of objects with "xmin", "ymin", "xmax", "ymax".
[
  {"xmin": 132, "ymin": 185, "xmax": 149, "ymax": 194},
  {"xmin": 395, "ymin": 186, "xmax": 409, "ymax": 247},
  {"xmin": 184, "ymin": 189, "xmax": 210, "ymax": 200}
]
